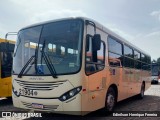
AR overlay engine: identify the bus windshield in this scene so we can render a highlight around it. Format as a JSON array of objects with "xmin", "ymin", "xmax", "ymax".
[{"xmin": 13, "ymin": 19, "xmax": 83, "ymax": 76}]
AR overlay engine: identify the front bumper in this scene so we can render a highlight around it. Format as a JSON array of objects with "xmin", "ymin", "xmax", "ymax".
[{"xmin": 12, "ymin": 92, "xmax": 82, "ymax": 115}]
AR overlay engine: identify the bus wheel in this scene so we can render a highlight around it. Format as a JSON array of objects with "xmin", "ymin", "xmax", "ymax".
[
  {"xmin": 105, "ymin": 87, "xmax": 116, "ymax": 112},
  {"xmin": 138, "ymin": 83, "xmax": 145, "ymax": 99}
]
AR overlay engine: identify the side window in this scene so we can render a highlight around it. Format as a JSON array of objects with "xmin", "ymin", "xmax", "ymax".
[
  {"xmin": 109, "ymin": 52, "xmax": 122, "ymax": 67},
  {"xmin": 108, "ymin": 37, "xmax": 123, "ymax": 67},
  {"xmin": 108, "ymin": 37, "xmax": 122, "ymax": 55},
  {"xmin": 141, "ymin": 54, "xmax": 151, "ymax": 71},
  {"xmin": 134, "ymin": 50, "xmax": 140, "ymax": 60},
  {"xmin": 1, "ymin": 52, "xmax": 13, "ymax": 78},
  {"xmin": 97, "ymin": 42, "xmax": 105, "ymax": 64},
  {"xmin": 86, "ymin": 36, "xmax": 93, "ymax": 62},
  {"xmin": 144, "ymin": 55, "xmax": 148, "ymax": 63},
  {"xmin": 141, "ymin": 54, "xmax": 145, "ymax": 63},
  {"xmin": 123, "ymin": 45, "xmax": 134, "ymax": 68},
  {"xmin": 141, "ymin": 54, "xmax": 148, "ymax": 63},
  {"xmin": 86, "ymin": 35, "xmax": 105, "ymax": 75},
  {"xmin": 142, "ymin": 63, "xmax": 148, "ymax": 70},
  {"xmin": 148, "ymin": 56, "xmax": 151, "ymax": 64},
  {"xmin": 97, "ymin": 42, "xmax": 105, "ymax": 70},
  {"xmin": 0, "ymin": 43, "xmax": 14, "ymax": 78},
  {"xmin": 134, "ymin": 50, "xmax": 141, "ymax": 69},
  {"xmin": 124, "ymin": 57, "xmax": 134, "ymax": 68},
  {"xmin": 135, "ymin": 61, "xmax": 141, "ymax": 69},
  {"xmin": 124, "ymin": 45, "xmax": 133, "ymax": 58}
]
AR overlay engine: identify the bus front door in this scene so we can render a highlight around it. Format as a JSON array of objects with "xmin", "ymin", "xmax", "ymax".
[{"xmin": 85, "ymin": 25, "xmax": 106, "ymax": 111}]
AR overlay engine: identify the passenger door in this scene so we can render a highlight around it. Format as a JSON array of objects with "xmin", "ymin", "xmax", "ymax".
[{"xmin": 85, "ymin": 32, "xmax": 106, "ymax": 111}]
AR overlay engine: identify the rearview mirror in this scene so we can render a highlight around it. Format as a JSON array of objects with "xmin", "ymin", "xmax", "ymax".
[
  {"xmin": 92, "ymin": 34, "xmax": 101, "ymax": 51},
  {"xmin": 86, "ymin": 35, "xmax": 90, "ymax": 52}
]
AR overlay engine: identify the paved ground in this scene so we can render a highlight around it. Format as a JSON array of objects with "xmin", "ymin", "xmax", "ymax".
[{"xmin": 0, "ymin": 84, "xmax": 160, "ymax": 120}]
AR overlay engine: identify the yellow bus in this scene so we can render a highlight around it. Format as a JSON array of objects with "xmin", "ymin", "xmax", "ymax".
[
  {"xmin": 0, "ymin": 38, "xmax": 15, "ymax": 98},
  {"xmin": 12, "ymin": 17, "xmax": 151, "ymax": 115}
]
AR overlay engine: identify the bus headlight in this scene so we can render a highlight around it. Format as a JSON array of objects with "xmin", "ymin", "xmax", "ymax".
[
  {"xmin": 12, "ymin": 85, "xmax": 20, "ymax": 97},
  {"xmin": 59, "ymin": 86, "xmax": 82, "ymax": 102}
]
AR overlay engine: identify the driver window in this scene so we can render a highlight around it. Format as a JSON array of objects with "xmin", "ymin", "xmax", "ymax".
[{"xmin": 85, "ymin": 35, "xmax": 105, "ymax": 75}]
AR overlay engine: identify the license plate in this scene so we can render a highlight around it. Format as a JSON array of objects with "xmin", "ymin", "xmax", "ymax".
[{"xmin": 32, "ymin": 103, "xmax": 43, "ymax": 109}]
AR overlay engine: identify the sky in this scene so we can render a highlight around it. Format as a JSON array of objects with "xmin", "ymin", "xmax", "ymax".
[{"xmin": 0, "ymin": 0, "xmax": 160, "ymax": 60}]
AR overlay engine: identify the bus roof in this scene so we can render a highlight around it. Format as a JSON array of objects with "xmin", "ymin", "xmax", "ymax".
[{"xmin": 19, "ymin": 17, "xmax": 150, "ymax": 57}]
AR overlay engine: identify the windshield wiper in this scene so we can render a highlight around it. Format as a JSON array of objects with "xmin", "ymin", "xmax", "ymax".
[
  {"xmin": 43, "ymin": 52, "xmax": 58, "ymax": 78},
  {"xmin": 18, "ymin": 55, "xmax": 35, "ymax": 78},
  {"xmin": 41, "ymin": 40, "xmax": 58, "ymax": 78}
]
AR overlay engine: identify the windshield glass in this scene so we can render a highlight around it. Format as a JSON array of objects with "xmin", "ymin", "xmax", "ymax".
[
  {"xmin": 151, "ymin": 65, "xmax": 160, "ymax": 76},
  {"xmin": 13, "ymin": 19, "xmax": 83, "ymax": 75}
]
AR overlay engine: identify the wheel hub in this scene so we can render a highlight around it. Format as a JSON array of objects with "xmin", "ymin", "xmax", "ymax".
[{"xmin": 107, "ymin": 94, "xmax": 115, "ymax": 111}]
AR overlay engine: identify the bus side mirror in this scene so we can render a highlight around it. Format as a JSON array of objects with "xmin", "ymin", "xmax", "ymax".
[
  {"xmin": 86, "ymin": 35, "xmax": 90, "ymax": 52},
  {"xmin": 92, "ymin": 34, "xmax": 101, "ymax": 51},
  {"xmin": 92, "ymin": 34, "xmax": 101, "ymax": 62},
  {"xmin": 86, "ymin": 34, "xmax": 101, "ymax": 62}
]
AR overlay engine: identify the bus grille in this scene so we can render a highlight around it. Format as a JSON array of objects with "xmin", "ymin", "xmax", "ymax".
[
  {"xmin": 15, "ymin": 79, "xmax": 67, "ymax": 90},
  {"xmin": 21, "ymin": 101, "xmax": 59, "ymax": 111}
]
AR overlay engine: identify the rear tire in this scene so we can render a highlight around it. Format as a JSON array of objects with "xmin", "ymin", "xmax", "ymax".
[
  {"xmin": 104, "ymin": 87, "xmax": 116, "ymax": 113},
  {"xmin": 138, "ymin": 83, "xmax": 145, "ymax": 99}
]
